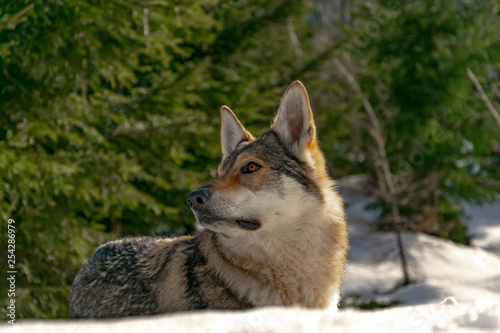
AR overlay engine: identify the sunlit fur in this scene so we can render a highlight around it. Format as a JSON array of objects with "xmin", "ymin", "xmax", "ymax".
[{"xmin": 69, "ymin": 81, "xmax": 348, "ymax": 318}]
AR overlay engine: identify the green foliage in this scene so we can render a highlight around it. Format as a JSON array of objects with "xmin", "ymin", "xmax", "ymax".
[
  {"xmin": 0, "ymin": 0, "xmax": 312, "ymax": 318},
  {"xmin": 324, "ymin": 0, "xmax": 500, "ymax": 240}
]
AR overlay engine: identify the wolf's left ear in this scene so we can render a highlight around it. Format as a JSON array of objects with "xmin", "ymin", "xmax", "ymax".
[
  {"xmin": 271, "ymin": 81, "xmax": 317, "ymax": 157},
  {"xmin": 221, "ymin": 106, "xmax": 255, "ymax": 159}
]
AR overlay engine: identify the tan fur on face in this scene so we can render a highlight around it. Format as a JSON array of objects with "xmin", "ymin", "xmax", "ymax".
[{"xmin": 215, "ymin": 155, "xmax": 270, "ymax": 192}]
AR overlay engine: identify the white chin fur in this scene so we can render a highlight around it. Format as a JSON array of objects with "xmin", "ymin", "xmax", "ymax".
[
  {"xmin": 202, "ymin": 221, "xmax": 248, "ymax": 238},
  {"xmin": 200, "ymin": 175, "xmax": 321, "ymax": 238}
]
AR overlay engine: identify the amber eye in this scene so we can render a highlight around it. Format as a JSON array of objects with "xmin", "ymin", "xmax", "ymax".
[{"xmin": 242, "ymin": 162, "xmax": 261, "ymax": 174}]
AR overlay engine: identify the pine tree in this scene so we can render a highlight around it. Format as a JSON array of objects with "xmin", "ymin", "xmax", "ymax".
[
  {"xmin": 324, "ymin": 0, "xmax": 500, "ymax": 242},
  {"xmin": 0, "ymin": 0, "xmax": 311, "ymax": 318}
]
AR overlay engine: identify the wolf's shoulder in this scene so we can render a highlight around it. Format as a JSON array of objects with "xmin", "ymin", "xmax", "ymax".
[
  {"xmin": 89, "ymin": 235, "xmax": 197, "ymax": 263},
  {"xmin": 89, "ymin": 236, "xmax": 159, "ymax": 261}
]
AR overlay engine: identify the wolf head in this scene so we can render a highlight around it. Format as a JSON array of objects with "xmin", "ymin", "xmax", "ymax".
[{"xmin": 187, "ymin": 81, "xmax": 337, "ymax": 238}]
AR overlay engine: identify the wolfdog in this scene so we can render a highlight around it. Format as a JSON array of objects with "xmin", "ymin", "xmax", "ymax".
[{"xmin": 69, "ymin": 81, "xmax": 348, "ymax": 318}]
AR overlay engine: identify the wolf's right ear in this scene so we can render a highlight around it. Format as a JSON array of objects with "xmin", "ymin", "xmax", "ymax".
[
  {"xmin": 221, "ymin": 106, "xmax": 255, "ymax": 159},
  {"xmin": 271, "ymin": 81, "xmax": 317, "ymax": 158}
]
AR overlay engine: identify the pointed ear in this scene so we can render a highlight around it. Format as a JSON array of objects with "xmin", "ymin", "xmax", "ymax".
[
  {"xmin": 221, "ymin": 106, "xmax": 255, "ymax": 158},
  {"xmin": 271, "ymin": 81, "xmax": 317, "ymax": 157}
]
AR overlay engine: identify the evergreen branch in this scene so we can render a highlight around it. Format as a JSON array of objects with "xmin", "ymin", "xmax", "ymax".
[
  {"xmin": 191, "ymin": 0, "xmax": 301, "ymax": 61},
  {"xmin": 273, "ymin": 44, "xmax": 337, "ymax": 88},
  {"xmin": 287, "ymin": 16, "xmax": 303, "ymax": 63},
  {"xmin": 0, "ymin": 3, "xmax": 34, "ymax": 31},
  {"xmin": 461, "ymin": 175, "xmax": 500, "ymax": 188},
  {"xmin": 466, "ymin": 68, "xmax": 500, "ymax": 128},
  {"xmin": 491, "ymin": 84, "xmax": 500, "ymax": 100}
]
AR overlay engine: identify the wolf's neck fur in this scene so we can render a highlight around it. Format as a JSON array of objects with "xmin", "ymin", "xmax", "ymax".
[{"xmin": 200, "ymin": 190, "xmax": 347, "ymax": 309}]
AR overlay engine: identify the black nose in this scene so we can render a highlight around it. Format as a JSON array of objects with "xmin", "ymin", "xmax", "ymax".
[{"xmin": 186, "ymin": 188, "xmax": 212, "ymax": 209}]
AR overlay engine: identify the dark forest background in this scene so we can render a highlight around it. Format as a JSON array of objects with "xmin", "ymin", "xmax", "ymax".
[{"xmin": 1, "ymin": 0, "xmax": 499, "ymax": 318}]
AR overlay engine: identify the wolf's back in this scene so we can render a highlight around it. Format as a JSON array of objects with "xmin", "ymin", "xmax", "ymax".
[
  {"xmin": 69, "ymin": 233, "xmax": 253, "ymax": 318},
  {"xmin": 69, "ymin": 237, "xmax": 163, "ymax": 318}
]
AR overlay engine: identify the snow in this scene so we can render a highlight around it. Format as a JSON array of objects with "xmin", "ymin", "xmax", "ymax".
[
  {"xmin": 338, "ymin": 178, "xmax": 500, "ymax": 332},
  {"xmin": 5, "ymin": 302, "xmax": 500, "ymax": 333},
  {"xmin": 3, "ymin": 176, "xmax": 500, "ymax": 332},
  {"xmin": 464, "ymin": 202, "xmax": 500, "ymax": 254}
]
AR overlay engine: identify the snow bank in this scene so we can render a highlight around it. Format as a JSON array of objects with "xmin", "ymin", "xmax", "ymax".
[
  {"xmin": 337, "ymin": 179, "xmax": 500, "ymax": 332},
  {"xmin": 464, "ymin": 202, "xmax": 500, "ymax": 254},
  {"xmin": 5, "ymin": 301, "xmax": 500, "ymax": 333},
  {"xmin": 342, "ymin": 231, "xmax": 500, "ymax": 304}
]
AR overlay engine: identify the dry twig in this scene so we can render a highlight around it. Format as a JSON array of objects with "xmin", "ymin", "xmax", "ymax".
[
  {"xmin": 333, "ymin": 57, "xmax": 412, "ymax": 285},
  {"xmin": 287, "ymin": 16, "xmax": 303, "ymax": 63},
  {"xmin": 466, "ymin": 68, "xmax": 500, "ymax": 128}
]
